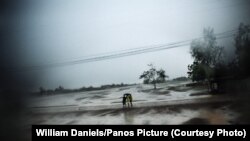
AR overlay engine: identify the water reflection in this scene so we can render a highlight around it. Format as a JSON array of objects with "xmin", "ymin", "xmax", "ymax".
[{"xmin": 123, "ymin": 109, "xmax": 134, "ymax": 124}]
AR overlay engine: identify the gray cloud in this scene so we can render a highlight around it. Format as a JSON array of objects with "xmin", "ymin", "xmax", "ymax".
[{"xmin": 10, "ymin": 0, "xmax": 250, "ymax": 89}]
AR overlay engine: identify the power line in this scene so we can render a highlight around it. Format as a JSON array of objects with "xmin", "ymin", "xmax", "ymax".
[
  {"xmin": 52, "ymin": 29, "xmax": 238, "ymax": 62},
  {"xmin": 5, "ymin": 29, "xmax": 237, "ymax": 72}
]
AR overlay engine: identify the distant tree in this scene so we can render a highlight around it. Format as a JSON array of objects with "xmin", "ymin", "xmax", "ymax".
[
  {"xmin": 88, "ymin": 86, "xmax": 93, "ymax": 90},
  {"xmin": 209, "ymin": 23, "xmax": 250, "ymax": 92},
  {"xmin": 188, "ymin": 61, "xmax": 207, "ymax": 82},
  {"xmin": 39, "ymin": 87, "xmax": 46, "ymax": 94},
  {"xmin": 173, "ymin": 76, "xmax": 189, "ymax": 81},
  {"xmin": 188, "ymin": 27, "xmax": 224, "ymax": 90},
  {"xmin": 156, "ymin": 69, "xmax": 168, "ymax": 83},
  {"xmin": 55, "ymin": 85, "xmax": 64, "ymax": 92},
  {"xmin": 139, "ymin": 64, "xmax": 168, "ymax": 89},
  {"xmin": 79, "ymin": 86, "xmax": 86, "ymax": 91},
  {"xmin": 190, "ymin": 28, "xmax": 223, "ymax": 67},
  {"xmin": 59, "ymin": 85, "xmax": 64, "ymax": 90}
]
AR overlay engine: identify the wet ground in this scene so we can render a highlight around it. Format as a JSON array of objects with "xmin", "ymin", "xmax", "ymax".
[
  {"xmin": 26, "ymin": 81, "xmax": 241, "ymax": 125},
  {"xmin": 28, "ymin": 81, "xmax": 210, "ymax": 111},
  {"xmin": 28, "ymin": 102, "xmax": 237, "ymax": 125}
]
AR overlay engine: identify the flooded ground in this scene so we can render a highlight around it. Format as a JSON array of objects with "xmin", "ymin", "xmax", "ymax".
[
  {"xmin": 28, "ymin": 81, "xmax": 210, "ymax": 111},
  {"xmin": 26, "ymin": 81, "xmax": 243, "ymax": 125},
  {"xmin": 28, "ymin": 103, "xmax": 237, "ymax": 125}
]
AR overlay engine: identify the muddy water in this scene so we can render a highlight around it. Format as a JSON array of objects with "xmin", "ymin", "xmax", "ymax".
[
  {"xmin": 29, "ymin": 103, "xmax": 237, "ymax": 125},
  {"xmin": 28, "ymin": 81, "xmax": 209, "ymax": 108},
  {"xmin": 28, "ymin": 82, "xmax": 238, "ymax": 125}
]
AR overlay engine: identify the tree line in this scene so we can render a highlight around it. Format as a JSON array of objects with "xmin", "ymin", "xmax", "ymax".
[
  {"xmin": 188, "ymin": 23, "xmax": 250, "ymax": 93},
  {"xmin": 38, "ymin": 83, "xmax": 134, "ymax": 95}
]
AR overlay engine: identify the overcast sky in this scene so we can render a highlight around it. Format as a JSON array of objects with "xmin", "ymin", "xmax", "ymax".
[{"xmin": 12, "ymin": 0, "xmax": 250, "ymax": 89}]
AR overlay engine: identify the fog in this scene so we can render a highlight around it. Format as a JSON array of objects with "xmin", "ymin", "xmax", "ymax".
[{"xmin": 2, "ymin": 0, "xmax": 250, "ymax": 90}]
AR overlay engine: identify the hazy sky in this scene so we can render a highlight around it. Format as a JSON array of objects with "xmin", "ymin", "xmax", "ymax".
[{"xmin": 13, "ymin": 0, "xmax": 250, "ymax": 89}]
